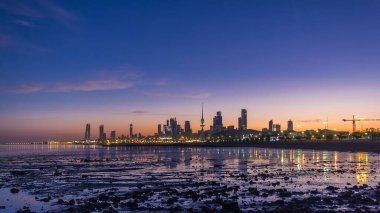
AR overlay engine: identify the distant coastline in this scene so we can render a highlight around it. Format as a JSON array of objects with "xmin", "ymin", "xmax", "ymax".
[
  {"xmin": 2, "ymin": 140, "xmax": 380, "ymax": 153},
  {"xmin": 102, "ymin": 140, "xmax": 380, "ymax": 153}
]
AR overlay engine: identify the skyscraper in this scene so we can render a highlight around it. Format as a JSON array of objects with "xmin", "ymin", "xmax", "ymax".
[
  {"xmin": 273, "ymin": 124, "xmax": 281, "ymax": 132},
  {"xmin": 287, "ymin": 120, "xmax": 294, "ymax": 131},
  {"xmin": 213, "ymin": 111, "xmax": 223, "ymax": 133},
  {"xmin": 185, "ymin": 121, "xmax": 191, "ymax": 136},
  {"xmin": 129, "ymin": 124, "xmax": 133, "ymax": 143},
  {"xmin": 99, "ymin": 124, "xmax": 104, "ymax": 141},
  {"xmin": 170, "ymin": 118, "xmax": 178, "ymax": 140},
  {"xmin": 238, "ymin": 117, "xmax": 242, "ymax": 130},
  {"xmin": 84, "ymin": 123, "xmax": 91, "ymax": 141},
  {"xmin": 110, "ymin": 131, "xmax": 116, "ymax": 140},
  {"xmin": 269, "ymin": 120, "xmax": 273, "ymax": 132},
  {"xmin": 158, "ymin": 124, "xmax": 162, "ymax": 136},
  {"xmin": 241, "ymin": 109, "xmax": 247, "ymax": 130}
]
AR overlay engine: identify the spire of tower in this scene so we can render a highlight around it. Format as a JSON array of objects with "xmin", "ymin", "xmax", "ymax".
[
  {"xmin": 200, "ymin": 103, "xmax": 204, "ymax": 126},
  {"xmin": 201, "ymin": 103, "xmax": 204, "ymax": 120},
  {"xmin": 200, "ymin": 103, "xmax": 205, "ymax": 141}
]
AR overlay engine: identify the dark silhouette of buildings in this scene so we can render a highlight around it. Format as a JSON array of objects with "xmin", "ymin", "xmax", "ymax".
[
  {"xmin": 129, "ymin": 124, "xmax": 133, "ymax": 143},
  {"xmin": 273, "ymin": 124, "xmax": 281, "ymax": 132},
  {"xmin": 269, "ymin": 120, "xmax": 273, "ymax": 132},
  {"xmin": 184, "ymin": 121, "xmax": 192, "ymax": 136},
  {"xmin": 238, "ymin": 109, "xmax": 247, "ymax": 130},
  {"xmin": 110, "ymin": 131, "xmax": 116, "ymax": 140},
  {"xmin": 84, "ymin": 123, "xmax": 91, "ymax": 141},
  {"xmin": 213, "ymin": 111, "xmax": 223, "ymax": 134},
  {"xmin": 99, "ymin": 124, "xmax": 104, "ymax": 141},
  {"xmin": 158, "ymin": 124, "xmax": 162, "ymax": 136},
  {"xmin": 287, "ymin": 120, "xmax": 294, "ymax": 131}
]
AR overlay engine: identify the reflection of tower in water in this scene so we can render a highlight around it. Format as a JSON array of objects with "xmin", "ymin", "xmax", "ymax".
[{"xmin": 356, "ymin": 152, "xmax": 369, "ymax": 185}]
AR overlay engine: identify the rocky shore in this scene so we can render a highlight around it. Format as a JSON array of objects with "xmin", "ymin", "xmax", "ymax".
[{"xmin": 0, "ymin": 145, "xmax": 379, "ymax": 212}]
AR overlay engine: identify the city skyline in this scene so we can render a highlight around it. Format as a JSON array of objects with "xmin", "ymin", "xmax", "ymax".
[
  {"xmin": 1, "ymin": 0, "xmax": 380, "ymax": 142},
  {"xmin": 40, "ymin": 106, "xmax": 380, "ymax": 142}
]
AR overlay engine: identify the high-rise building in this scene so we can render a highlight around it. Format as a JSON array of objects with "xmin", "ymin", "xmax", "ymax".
[
  {"xmin": 184, "ymin": 121, "xmax": 191, "ymax": 136},
  {"xmin": 102, "ymin": 133, "xmax": 107, "ymax": 140},
  {"xmin": 273, "ymin": 124, "xmax": 281, "ymax": 132},
  {"xmin": 269, "ymin": 120, "xmax": 273, "ymax": 132},
  {"xmin": 213, "ymin": 111, "xmax": 223, "ymax": 133},
  {"xmin": 129, "ymin": 124, "xmax": 133, "ymax": 143},
  {"xmin": 241, "ymin": 109, "xmax": 247, "ymax": 130},
  {"xmin": 158, "ymin": 124, "xmax": 162, "ymax": 136},
  {"xmin": 170, "ymin": 118, "xmax": 178, "ymax": 140},
  {"xmin": 99, "ymin": 124, "xmax": 104, "ymax": 141},
  {"xmin": 238, "ymin": 117, "xmax": 242, "ymax": 130},
  {"xmin": 110, "ymin": 131, "xmax": 116, "ymax": 140},
  {"xmin": 84, "ymin": 123, "xmax": 91, "ymax": 141},
  {"xmin": 287, "ymin": 120, "xmax": 294, "ymax": 131}
]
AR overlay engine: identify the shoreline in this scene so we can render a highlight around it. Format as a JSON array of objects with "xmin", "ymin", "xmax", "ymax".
[{"xmin": 102, "ymin": 140, "xmax": 380, "ymax": 153}]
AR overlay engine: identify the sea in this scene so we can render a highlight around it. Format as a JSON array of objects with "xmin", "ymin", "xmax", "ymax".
[{"xmin": 0, "ymin": 144, "xmax": 379, "ymax": 212}]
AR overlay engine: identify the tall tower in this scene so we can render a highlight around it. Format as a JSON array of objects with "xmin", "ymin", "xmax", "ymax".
[
  {"xmin": 241, "ymin": 109, "xmax": 247, "ymax": 130},
  {"xmin": 99, "ymin": 124, "xmax": 104, "ymax": 141},
  {"xmin": 185, "ymin": 121, "xmax": 191, "ymax": 136},
  {"xmin": 84, "ymin": 123, "xmax": 91, "ymax": 142},
  {"xmin": 269, "ymin": 120, "xmax": 273, "ymax": 132},
  {"xmin": 158, "ymin": 124, "xmax": 162, "ymax": 136},
  {"xmin": 129, "ymin": 124, "xmax": 133, "ymax": 143},
  {"xmin": 213, "ymin": 111, "xmax": 223, "ymax": 133},
  {"xmin": 200, "ymin": 103, "xmax": 205, "ymax": 141},
  {"xmin": 287, "ymin": 120, "xmax": 293, "ymax": 131},
  {"xmin": 110, "ymin": 131, "xmax": 116, "ymax": 140}
]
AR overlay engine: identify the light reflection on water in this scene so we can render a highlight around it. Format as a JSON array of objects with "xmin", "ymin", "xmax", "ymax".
[
  {"xmin": 0, "ymin": 144, "xmax": 379, "ymax": 211},
  {"xmin": 0, "ymin": 144, "xmax": 378, "ymax": 187}
]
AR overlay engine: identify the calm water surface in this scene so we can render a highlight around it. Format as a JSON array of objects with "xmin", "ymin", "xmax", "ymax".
[{"xmin": 0, "ymin": 144, "xmax": 379, "ymax": 212}]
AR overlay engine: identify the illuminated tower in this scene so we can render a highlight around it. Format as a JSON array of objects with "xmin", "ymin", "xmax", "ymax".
[
  {"xmin": 238, "ymin": 109, "xmax": 247, "ymax": 130},
  {"xmin": 241, "ymin": 109, "xmax": 247, "ymax": 130},
  {"xmin": 200, "ymin": 103, "xmax": 205, "ymax": 141},
  {"xmin": 129, "ymin": 124, "xmax": 133, "ymax": 143},
  {"xmin": 84, "ymin": 123, "xmax": 91, "ymax": 142}
]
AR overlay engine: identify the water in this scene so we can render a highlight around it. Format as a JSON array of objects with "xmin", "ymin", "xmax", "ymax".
[{"xmin": 0, "ymin": 144, "xmax": 379, "ymax": 212}]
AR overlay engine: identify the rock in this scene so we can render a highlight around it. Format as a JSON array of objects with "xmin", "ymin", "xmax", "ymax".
[
  {"xmin": 10, "ymin": 188, "xmax": 20, "ymax": 193},
  {"xmin": 69, "ymin": 199, "xmax": 75, "ymax": 206},
  {"xmin": 221, "ymin": 200, "xmax": 240, "ymax": 213},
  {"xmin": 325, "ymin": 186, "xmax": 339, "ymax": 191},
  {"xmin": 11, "ymin": 171, "xmax": 30, "ymax": 176},
  {"xmin": 39, "ymin": 196, "xmax": 51, "ymax": 202}
]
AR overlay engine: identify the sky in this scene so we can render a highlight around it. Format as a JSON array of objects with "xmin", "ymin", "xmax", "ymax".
[{"xmin": 0, "ymin": 0, "xmax": 380, "ymax": 142}]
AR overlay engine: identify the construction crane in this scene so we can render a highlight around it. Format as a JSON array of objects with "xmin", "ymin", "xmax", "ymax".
[{"xmin": 342, "ymin": 115, "xmax": 380, "ymax": 132}]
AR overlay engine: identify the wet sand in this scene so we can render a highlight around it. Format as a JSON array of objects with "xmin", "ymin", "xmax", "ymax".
[
  {"xmin": 106, "ymin": 140, "xmax": 380, "ymax": 153},
  {"xmin": 0, "ymin": 145, "xmax": 380, "ymax": 212}
]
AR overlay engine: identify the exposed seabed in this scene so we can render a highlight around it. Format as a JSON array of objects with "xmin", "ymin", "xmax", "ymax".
[{"xmin": 0, "ymin": 145, "xmax": 379, "ymax": 212}]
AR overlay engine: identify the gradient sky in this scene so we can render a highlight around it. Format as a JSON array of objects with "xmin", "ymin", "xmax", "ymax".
[{"xmin": 1, "ymin": 0, "xmax": 380, "ymax": 142}]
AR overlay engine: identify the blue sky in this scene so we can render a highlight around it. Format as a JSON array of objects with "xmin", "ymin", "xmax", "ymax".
[{"xmin": 1, "ymin": 0, "xmax": 380, "ymax": 141}]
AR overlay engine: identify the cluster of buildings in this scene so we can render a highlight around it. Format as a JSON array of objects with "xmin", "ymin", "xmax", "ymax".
[{"xmin": 74, "ymin": 105, "xmax": 379, "ymax": 144}]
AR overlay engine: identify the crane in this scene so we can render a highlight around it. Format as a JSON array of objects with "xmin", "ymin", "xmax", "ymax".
[{"xmin": 342, "ymin": 115, "xmax": 380, "ymax": 132}]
